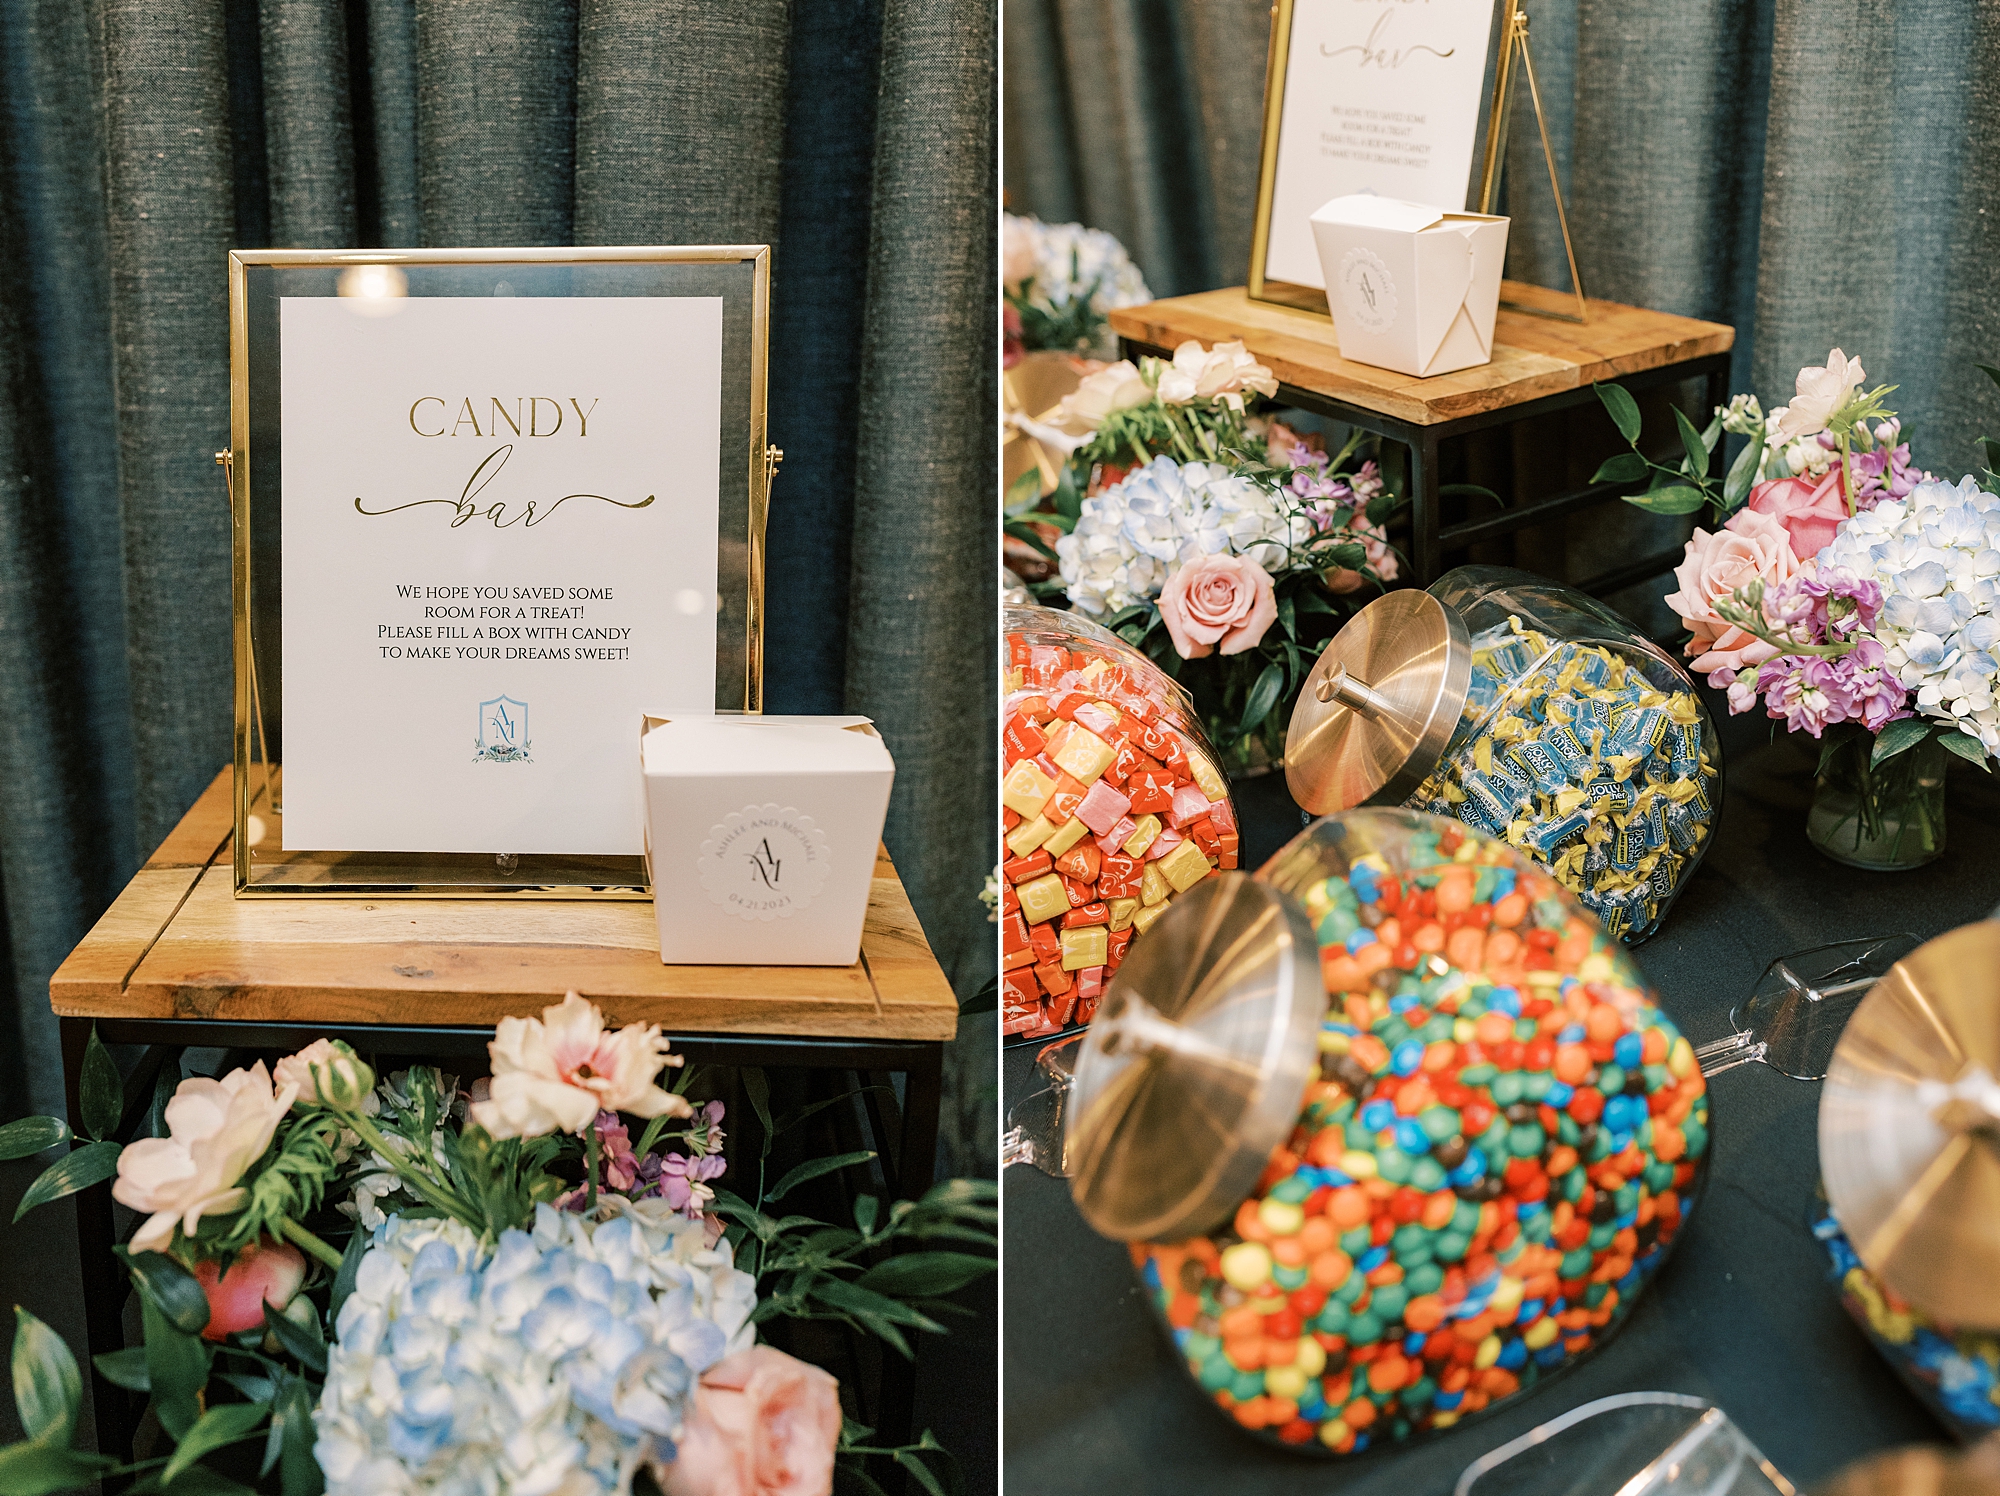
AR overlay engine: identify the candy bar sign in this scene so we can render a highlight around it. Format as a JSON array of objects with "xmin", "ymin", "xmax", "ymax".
[{"xmin": 278, "ymin": 295, "xmax": 724, "ymax": 855}]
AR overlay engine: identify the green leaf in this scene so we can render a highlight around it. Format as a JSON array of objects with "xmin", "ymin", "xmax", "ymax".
[
  {"xmin": 217, "ymin": 1371, "xmax": 274, "ymax": 1404},
  {"xmin": 1590, "ymin": 452, "xmax": 1648, "ymax": 485},
  {"xmin": 1872, "ymin": 716, "xmax": 1933, "ymax": 766},
  {"xmin": 1002, "ymin": 520, "xmax": 1060, "ymax": 562},
  {"xmin": 811, "ymin": 1276, "xmax": 948, "ymax": 1334},
  {"xmin": 1673, "ymin": 405, "xmax": 1710, "ymax": 479},
  {"xmin": 1237, "ymin": 661, "xmax": 1284, "ymax": 743},
  {"xmin": 94, "ymin": 1345, "xmax": 152, "ymax": 1392},
  {"xmin": 1595, "ymin": 382, "xmax": 1642, "ymax": 444},
  {"xmin": 853, "ymin": 1194, "xmax": 880, "ymax": 1236},
  {"xmin": 1623, "ymin": 485, "xmax": 1708, "ymax": 516},
  {"xmin": 1003, "ymin": 468, "xmax": 1042, "ymax": 516},
  {"xmin": 1275, "ymin": 593, "xmax": 1296, "ymax": 641},
  {"xmin": 0, "ymin": 1119, "xmax": 68, "ymax": 1162},
  {"xmin": 150, "ymin": 1061, "xmax": 181, "ymax": 1139},
  {"xmin": 162, "ymin": 1402, "xmax": 267, "ymax": 1486},
  {"xmin": 79, "ymin": 1027, "xmax": 122, "ymax": 1142},
  {"xmin": 1052, "ymin": 464, "xmax": 1083, "ymax": 522},
  {"xmin": 134, "ymin": 1466, "xmax": 259, "ymax": 1495},
  {"xmin": 0, "ymin": 1441, "xmax": 116, "ymax": 1494},
  {"xmin": 1978, "ymin": 362, "xmax": 2000, "ymax": 392},
  {"xmin": 1438, "ymin": 483, "xmax": 1501, "ymax": 502},
  {"xmin": 895, "ymin": 1450, "xmax": 951, "ymax": 1496},
  {"xmin": 330, "ymin": 1225, "xmax": 367, "ymax": 1323},
  {"xmin": 854, "ymin": 1251, "xmax": 997, "ymax": 1299},
  {"xmin": 11, "ymin": 1309, "xmax": 79, "ymax": 1448},
  {"xmin": 277, "ymin": 1376, "xmax": 323, "ymax": 1495},
  {"xmin": 743, "ymin": 1069, "xmax": 774, "ymax": 1157},
  {"xmin": 1938, "ymin": 731, "xmax": 1992, "ymax": 770},
  {"xmin": 262, "ymin": 1302, "xmax": 325, "ymax": 1374},
  {"xmin": 13, "ymin": 1141, "xmax": 122, "ymax": 1224},
  {"xmin": 768, "ymin": 1151, "xmax": 877, "ymax": 1204},
  {"xmin": 140, "ymin": 1290, "xmax": 211, "ymax": 1440},
  {"xmin": 126, "ymin": 1249, "xmax": 212, "ymax": 1337},
  {"xmin": 1722, "ymin": 437, "xmax": 1762, "ymax": 509}
]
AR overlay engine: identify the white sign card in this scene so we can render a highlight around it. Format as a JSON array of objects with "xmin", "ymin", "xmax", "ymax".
[
  {"xmin": 1263, "ymin": 0, "xmax": 1501, "ymax": 291},
  {"xmin": 278, "ymin": 295, "xmax": 723, "ymax": 856}
]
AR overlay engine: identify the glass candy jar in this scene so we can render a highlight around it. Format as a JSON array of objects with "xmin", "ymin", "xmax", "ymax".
[
  {"xmin": 1064, "ymin": 810, "xmax": 1711, "ymax": 1456},
  {"xmin": 1285, "ymin": 567, "xmax": 1722, "ymax": 943},
  {"xmin": 1001, "ymin": 606, "xmax": 1242, "ymax": 1040}
]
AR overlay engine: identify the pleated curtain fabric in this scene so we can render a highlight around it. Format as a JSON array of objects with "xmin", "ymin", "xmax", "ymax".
[
  {"xmin": 1003, "ymin": 0, "xmax": 2000, "ymax": 461},
  {"xmin": 0, "ymin": 0, "xmax": 998, "ymax": 1164}
]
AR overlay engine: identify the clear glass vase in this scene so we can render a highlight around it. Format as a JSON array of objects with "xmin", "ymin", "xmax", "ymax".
[{"xmin": 1807, "ymin": 732, "xmax": 1946, "ymax": 871}]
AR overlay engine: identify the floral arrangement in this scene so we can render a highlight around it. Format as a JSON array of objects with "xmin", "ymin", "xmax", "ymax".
[
  {"xmin": 1594, "ymin": 352, "xmax": 1999, "ymax": 862},
  {"xmin": 0, "ymin": 998, "xmax": 992, "ymax": 1496},
  {"xmin": 1010, "ymin": 337, "xmax": 1401, "ymax": 768},
  {"xmin": 1001, "ymin": 213, "xmax": 1151, "ymax": 364}
]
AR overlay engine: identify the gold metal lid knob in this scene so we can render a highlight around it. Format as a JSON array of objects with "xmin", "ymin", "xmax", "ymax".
[
  {"xmin": 1285, "ymin": 590, "xmax": 1472, "ymax": 815},
  {"xmin": 1821, "ymin": 922, "xmax": 2000, "ymax": 1326},
  {"xmin": 1065, "ymin": 873, "xmax": 1323, "ymax": 1244}
]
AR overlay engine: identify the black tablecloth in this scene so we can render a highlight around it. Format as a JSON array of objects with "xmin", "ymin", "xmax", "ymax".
[{"xmin": 1003, "ymin": 705, "xmax": 2000, "ymax": 1494}]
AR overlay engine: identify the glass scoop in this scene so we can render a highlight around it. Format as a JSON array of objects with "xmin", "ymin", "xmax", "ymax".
[
  {"xmin": 1000, "ymin": 1033, "xmax": 1084, "ymax": 1175},
  {"xmin": 1455, "ymin": 1392, "xmax": 1796, "ymax": 1496},
  {"xmin": 1694, "ymin": 934, "xmax": 1919, "ymax": 1081}
]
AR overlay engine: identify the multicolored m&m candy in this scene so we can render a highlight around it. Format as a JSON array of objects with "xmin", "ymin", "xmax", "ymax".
[
  {"xmin": 1002, "ymin": 609, "xmax": 1240, "ymax": 1038},
  {"xmin": 1411, "ymin": 617, "xmax": 1719, "ymax": 942},
  {"xmin": 1135, "ymin": 815, "xmax": 1707, "ymax": 1454}
]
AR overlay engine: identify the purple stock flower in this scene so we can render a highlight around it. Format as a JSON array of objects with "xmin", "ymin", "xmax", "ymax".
[
  {"xmin": 659, "ymin": 1150, "xmax": 726, "ymax": 1214},
  {"xmin": 1752, "ymin": 639, "xmax": 1908, "ymax": 737},
  {"xmin": 594, "ymin": 1109, "xmax": 639, "ymax": 1192}
]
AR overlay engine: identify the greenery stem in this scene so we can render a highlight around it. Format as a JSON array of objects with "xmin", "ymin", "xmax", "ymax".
[
  {"xmin": 275, "ymin": 1215, "xmax": 344, "ymax": 1270},
  {"xmin": 339, "ymin": 1108, "xmax": 482, "ymax": 1231},
  {"xmin": 1839, "ymin": 431, "xmax": 1856, "ymax": 516},
  {"xmin": 585, "ymin": 1126, "xmax": 600, "ymax": 1211}
]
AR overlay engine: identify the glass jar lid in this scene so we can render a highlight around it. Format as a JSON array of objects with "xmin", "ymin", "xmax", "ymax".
[
  {"xmin": 1065, "ymin": 874, "xmax": 1323, "ymax": 1243},
  {"xmin": 1821, "ymin": 921, "xmax": 2000, "ymax": 1327},
  {"xmin": 1284, "ymin": 589, "xmax": 1472, "ymax": 815}
]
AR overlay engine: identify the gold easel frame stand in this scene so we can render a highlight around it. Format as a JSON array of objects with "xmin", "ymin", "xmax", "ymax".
[{"xmin": 1479, "ymin": 6, "xmax": 1589, "ymax": 324}]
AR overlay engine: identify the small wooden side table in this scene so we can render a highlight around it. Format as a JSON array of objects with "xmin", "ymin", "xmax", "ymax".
[
  {"xmin": 1109, "ymin": 280, "xmax": 1736, "ymax": 591},
  {"xmin": 49, "ymin": 766, "xmax": 961, "ymax": 1471}
]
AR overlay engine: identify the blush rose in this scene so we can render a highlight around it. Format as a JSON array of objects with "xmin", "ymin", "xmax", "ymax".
[
  {"xmin": 1157, "ymin": 553, "xmax": 1277, "ymax": 659},
  {"xmin": 657, "ymin": 1346, "xmax": 842, "ymax": 1496},
  {"xmin": 1662, "ymin": 507, "xmax": 1803, "ymax": 674},
  {"xmin": 1745, "ymin": 469, "xmax": 1848, "ymax": 560}
]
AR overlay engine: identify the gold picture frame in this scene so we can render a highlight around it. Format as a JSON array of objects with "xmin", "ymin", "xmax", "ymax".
[
  {"xmin": 226, "ymin": 245, "xmax": 772, "ymax": 898},
  {"xmin": 1247, "ymin": 0, "xmax": 1520, "ymax": 314}
]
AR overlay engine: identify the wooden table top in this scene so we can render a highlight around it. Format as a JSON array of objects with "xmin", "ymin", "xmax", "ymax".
[
  {"xmin": 50, "ymin": 768, "xmax": 959, "ymax": 1041},
  {"xmin": 1106, "ymin": 280, "xmax": 1735, "ymax": 427}
]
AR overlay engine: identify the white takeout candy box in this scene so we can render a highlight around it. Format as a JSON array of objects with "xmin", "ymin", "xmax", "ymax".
[
  {"xmin": 641, "ymin": 714, "xmax": 895, "ymax": 966},
  {"xmin": 1308, "ymin": 195, "xmax": 1511, "ymax": 378}
]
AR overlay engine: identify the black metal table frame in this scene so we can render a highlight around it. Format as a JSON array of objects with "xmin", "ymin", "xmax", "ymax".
[
  {"xmin": 59, "ymin": 1015, "xmax": 944, "ymax": 1490},
  {"xmin": 1121, "ymin": 337, "xmax": 1732, "ymax": 593}
]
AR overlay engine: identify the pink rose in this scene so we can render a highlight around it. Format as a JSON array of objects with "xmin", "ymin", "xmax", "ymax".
[
  {"xmin": 657, "ymin": 1346, "xmax": 841, "ymax": 1496},
  {"xmin": 192, "ymin": 1236, "xmax": 305, "ymax": 1342},
  {"xmin": 1157, "ymin": 554, "xmax": 1277, "ymax": 659},
  {"xmin": 1662, "ymin": 507, "xmax": 1802, "ymax": 674},
  {"xmin": 1745, "ymin": 470, "xmax": 1846, "ymax": 560}
]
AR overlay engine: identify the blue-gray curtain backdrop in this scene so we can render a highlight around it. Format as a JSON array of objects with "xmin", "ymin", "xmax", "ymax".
[
  {"xmin": 0, "ymin": 0, "xmax": 997, "ymax": 1163},
  {"xmin": 1003, "ymin": 0, "xmax": 2000, "ymax": 476}
]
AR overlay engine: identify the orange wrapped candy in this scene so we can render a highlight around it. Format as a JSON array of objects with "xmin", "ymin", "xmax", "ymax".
[{"xmin": 1002, "ymin": 606, "xmax": 1240, "ymax": 1038}]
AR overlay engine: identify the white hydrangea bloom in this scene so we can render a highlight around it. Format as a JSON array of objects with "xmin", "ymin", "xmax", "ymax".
[
  {"xmin": 1019, "ymin": 217, "xmax": 1151, "ymax": 316},
  {"xmin": 315, "ymin": 1203, "xmax": 756, "ymax": 1496},
  {"xmin": 1819, "ymin": 474, "xmax": 2000, "ymax": 754},
  {"xmin": 1057, "ymin": 456, "xmax": 1308, "ymax": 614}
]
